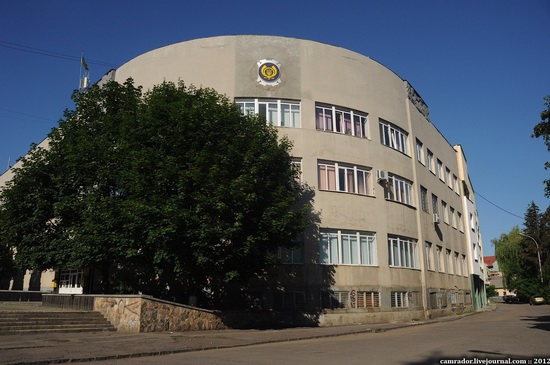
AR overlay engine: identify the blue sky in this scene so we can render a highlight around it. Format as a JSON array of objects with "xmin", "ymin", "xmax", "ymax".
[{"xmin": 1, "ymin": 0, "xmax": 549, "ymax": 256}]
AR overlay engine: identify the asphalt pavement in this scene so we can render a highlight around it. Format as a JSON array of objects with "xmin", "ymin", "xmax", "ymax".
[{"xmin": 0, "ymin": 302, "xmax": 494, "ymax": 365}]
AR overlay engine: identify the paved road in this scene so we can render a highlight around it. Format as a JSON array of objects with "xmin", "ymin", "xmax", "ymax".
[{"xmin": 94, "ymin": 304, "xmax": 550, "ymax": 365}]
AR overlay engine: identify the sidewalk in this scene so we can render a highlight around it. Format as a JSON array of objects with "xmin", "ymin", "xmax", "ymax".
[{"xmin": 0, "ymin": 302, "xmax": 494, "ymax": 365}]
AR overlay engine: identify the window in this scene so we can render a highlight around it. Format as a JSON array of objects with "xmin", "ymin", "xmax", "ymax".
[
  {"xmin": 316, "ymin": 104, "xmax": 368, "ymax": 138},
  {"xmin": 425, "ymin": 242, "xmax": 434, "ymax": 271},
  {"xmin": 446, "ymin": 168, "xmax": 452, "ymax": 189},
  {"xmin": 441, "ymin": 201, "xmax": 449, "ymax": 224},
  {"xmin": 450, "ymin": 207, "xmax": 457, "ymax": 229},
  {"xmin": 391, "ymin": 291, "xmax": 409, "ymax": 308},
  {"xmin": 321, "ymin": 291, "xmax": 349, "ymax": 309},
  {"xmin": 436, "ymin": 245, "xmax": 444, "ymax": 273},
  {"xmin": 457, "ymin": 212, "xmax": 464, "ymax": 232},
  {"xmin": 420, "ymin": 186, "xmax": 429, "ymax": 212},
  {"xmin": 356, "ymin": 291, "xmax": 380, "ymax": 308},
  {"xmin": 278, "ymin": 242, "xmax": 303, "ymax": 264},
  {"xmin": 437, "ymin": 159, "xmax": 444, "ymax": 182},
  {"xmin": 236, "ymin": 99, "xmax": 301, "ymax": 128},
  {"xmin": 291, "ymin": 157, "xmax": 302, "ymax": 183},
  {"xmin": 470, "ymin": 213, "xmax": 476, "ymax": 232},
  {"xmin": 385, "ymin": 173, "xmax": 413, "ymax": 205},
  {"xmin": 427, "ymin": 150, "xmax": 435, "ymax": 174},
  {"xmin": 446, "ymin": 249, "xmax": 453, "ymax": 274},
  {"xmin": 274, "ymin": 291, "xmax": 305, "ymax": 310},
  {"xmin": 388, "ymin": 236, "xmax": 419, "ymax": 269},
  {"xmin": 416, "ymin": 139, "xmax": 425, "ymax": 165},
  {"xmin": 454, "ymin": 252, "xmax": 460, "ymax": 276},
  {"xmin": 318, "ymin": 161, "xmax": 373, "ymax": 196},
  {"xmin": 432, "ymin": 194, "xmax": 439, "ymax": 215},
  {"xmin": 320, "ymin": 230, "xmax": 377, "ymax": 266},
  {"xmin": 453, "ymin": 175, "xmax": 460, "ymax": 194},
  {"xmin": 462, "ymin": 255, "xmax": 467, "ymax": 277},
  {"xmin": 379, "ymin": 119, "xmax": 409, "ymax": 155}
]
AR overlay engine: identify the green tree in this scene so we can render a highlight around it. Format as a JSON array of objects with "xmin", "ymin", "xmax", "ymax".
[
  {"xmin": 0, "ymin": 79, "xmax": 314, "ymax": 308},
  {"xmin": 532, "ymin": 95, "xmax": 550, "ymax": 197}
]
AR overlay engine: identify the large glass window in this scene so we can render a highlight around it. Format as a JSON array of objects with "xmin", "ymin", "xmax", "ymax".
[
  {"xmin": 316, "ymin": 104, "xmax": 368, "ymax": 138},
  {"xmin": 318, "ymin": 161, "xmax": 373, "ymax": 196},
  {"xmin": 385, "ymin": 173, "xmax": 413, "ymax": 206},
  {"xmin": 236, "ymin": 99, "xmax": 301, "ymax": 128},
  {"xmin": 379, "ymin": 119, "xmax": 409, "ymax": 155},
  {"xmin": 388, "ymin": 236, "xmax": 419, "ymax": 269},
  {"xmin": 320, "ymin": 230, "xmax": 377, "ymax": 266}
]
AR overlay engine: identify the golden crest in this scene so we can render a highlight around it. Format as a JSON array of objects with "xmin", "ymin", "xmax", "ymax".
[{"xmin": 257, "ymin": 59, "xmax": 281, "ymax": 85}]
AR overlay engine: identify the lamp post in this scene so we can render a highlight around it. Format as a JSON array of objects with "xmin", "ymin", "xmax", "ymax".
[{"xmin": 519, "ymin": 232, "xmax": 543, "ymax": 284}]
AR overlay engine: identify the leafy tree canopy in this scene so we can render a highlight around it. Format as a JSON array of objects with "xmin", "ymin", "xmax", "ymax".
[
  {"xmin": 493, "ymin": 202, "xmax": 550, "ymax": 299},
  {"xmin": 0, "ymin": 79, "xmax": 315, "ymax": 308},
  {"xmin": 532, "ymin": 95, "xmax": 550, "ymax": 197}
]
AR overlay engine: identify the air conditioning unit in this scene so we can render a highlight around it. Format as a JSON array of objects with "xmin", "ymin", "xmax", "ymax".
[
  {"xmin": 377, "ymin": 170, "xmax": 389, "ymax": 182},
  {"xmin": 433, "ymin": 213, "xmax": 440, "ymax": 224}
]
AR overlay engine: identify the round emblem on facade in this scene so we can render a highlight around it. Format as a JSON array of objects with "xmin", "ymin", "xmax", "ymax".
[{"xmin": 257, "ymin": 59, "xmax": 281, "ymax": 86}]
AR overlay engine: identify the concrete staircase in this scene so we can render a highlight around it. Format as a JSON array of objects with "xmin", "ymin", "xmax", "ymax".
[{"xmin": 0, "ymin": 309, "xmax": 116, "ymax": 335}]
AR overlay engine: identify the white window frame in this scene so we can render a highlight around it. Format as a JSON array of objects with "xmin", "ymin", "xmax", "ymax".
[
  {"xmin": 416, "ymin": 139, "xmax": 425, "ymax": 165},
  {"xmin": 446, "ymin": 168, "xmax": 452, "ymax": 189},
  {"xmin": 453, "ymin": 175, "xmax": 460, "ymax": 194},
  {"xmin": 316, "ymin": 104, "xmax": 368, "ymax": 138},
  {"xmin": 425, "ymin": 242, "xmax": 434, "ymax": 271},
  {"xmin": 427, "ymin": 150, "xmax": 435, "ymax": 174},
  {"xmin": 437, "ymin": 159, "xmax": 444, "ymax": 182},
  {"xmin": 450, "ymin": 207, "xmax": 457, "ymax": 229},
  {"xmin": 385, "ymin": 173, "xmax": 413, "ymax": 206},
  {"xmin": 446, "ymin": 249, "xmax": 453, "ymax": 274},
  {"xmin": 236, "ymin": 98, "xmax": 301, "ymax": 128},
  {"xmin": 441, "ymin": 201, "xmax": 449, "ymax": 224},
  {"xmin": 320, "ymin": 230, "xmax": 377, "ymax": 266},
  {"xmin": 436, "ymin": 245, "xmax": 444, "ymax": 273},
  {"xmin": 391, "ymin": 291, "xmax": 409, "ymax": 308},
  {"xmin": 388, "ymin": 236, "xmax": 419, "ymax": 269},
  {"xmin": 379, "ymin": 119, "xmax": 409, "ymax": 155},
  {"xmin": 318, "ymin": 161, "xmax": 373, "ymax": 196}
]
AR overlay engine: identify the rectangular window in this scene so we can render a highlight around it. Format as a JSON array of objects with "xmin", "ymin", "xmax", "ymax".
[
  {"xmin": 278, "ymin": 242, "xmax": 303, "ymax": 264},
  {"xmin": 236, "ymin": 99, "xmax": 301, "ymax": 128},
  {"xmin": 462, "ymin": 255, "xmax": 467, "ymax": 277},
  {"xmin": 432, "ymin": 194, "xmax": 439, "ymax": 215},
  {"xmin": 454, "ymin": 252, "xmax": 460, "ymax": 276},
  {"xmin": 320, "ymin": 230, "xmax": 377, "ymax": 266},
  {"xmin": 291, "ymin": 157, "xmax": 302, "ymax": 183},
  {"xmin": 356, "ymin": 291, "xmax": 380, "ymax": 308},
  {"xmin": 420, "ymin": 186, "xmax": 429, "ymax": 212},
  {"xmin": 450, "ymin": 207, "xmax": 457, "ymax": 229},
  {"xmin": 441, "ymin": 201, "xmax": 449, "ymax": 224},
  {"xmin": 316, "ymin": 104, "xmax": 368, "ymax": 138},
  {"xmin": 425, "ymin": 242, "xmax": 433, "ymax": 271},
  {"xmin": 416, "ymin": 139, "xmax": 425, "ymax": 165},
  {"xmin": 458, "ymin": 212, "xmax": 464, "ymax": 232},
  {"xmin": 379, "ymin": 119, "xmax": 409, "ymax": 155},
  {"xmin": 318, "ymin": 161, "xmax": 373, "ymax": 196},
  {"xmin": 388, "ymin": 236, "xmax": 418, "ymax": 269},
  {"xmin": 446, "ymin": 168, "xmax": 452, "ymax": 189},
  {"xmin": 437, "ymin": 159, "xmax": 444, "ymax": 182},
  {"xmin": 427, "ymin": 150, "xmax": 435, "ymax": 174},
  {"xmin": 446, "ymin": 249, "xmax": 453, "ymax": 274},
  {"xmin": 391, "ymin": 291, "xmax": 409, "ymax": 308},
  {"xmin": 453, "ymin": 174, "xmax": 460, "ymax": 194},
  {"xmin": 321, "ymin": 291, "xmax": 349, "ymax": 309},
  {"xmin": 436, "ymin": 245, "xmax": 444, "ymax": 273},
  {"xmin": 385, "ymin": 173, "xmax": 413, "ymax": 205}
]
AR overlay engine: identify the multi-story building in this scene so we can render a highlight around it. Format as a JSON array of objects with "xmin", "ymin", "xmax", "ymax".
[{"xmin": 1, "ymin": 35, "xmax": 486, "ymax": 323}]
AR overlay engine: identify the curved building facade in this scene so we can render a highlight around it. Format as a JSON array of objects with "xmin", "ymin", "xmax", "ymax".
[{"xmin": 4, "ymin": 35, "xmax": 486, "ymax": 323}]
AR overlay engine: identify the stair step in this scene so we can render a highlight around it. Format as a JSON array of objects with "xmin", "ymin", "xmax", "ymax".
[{"xmin": 0, "ymin": 309, "xmax": 116, "ymax": 334}]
